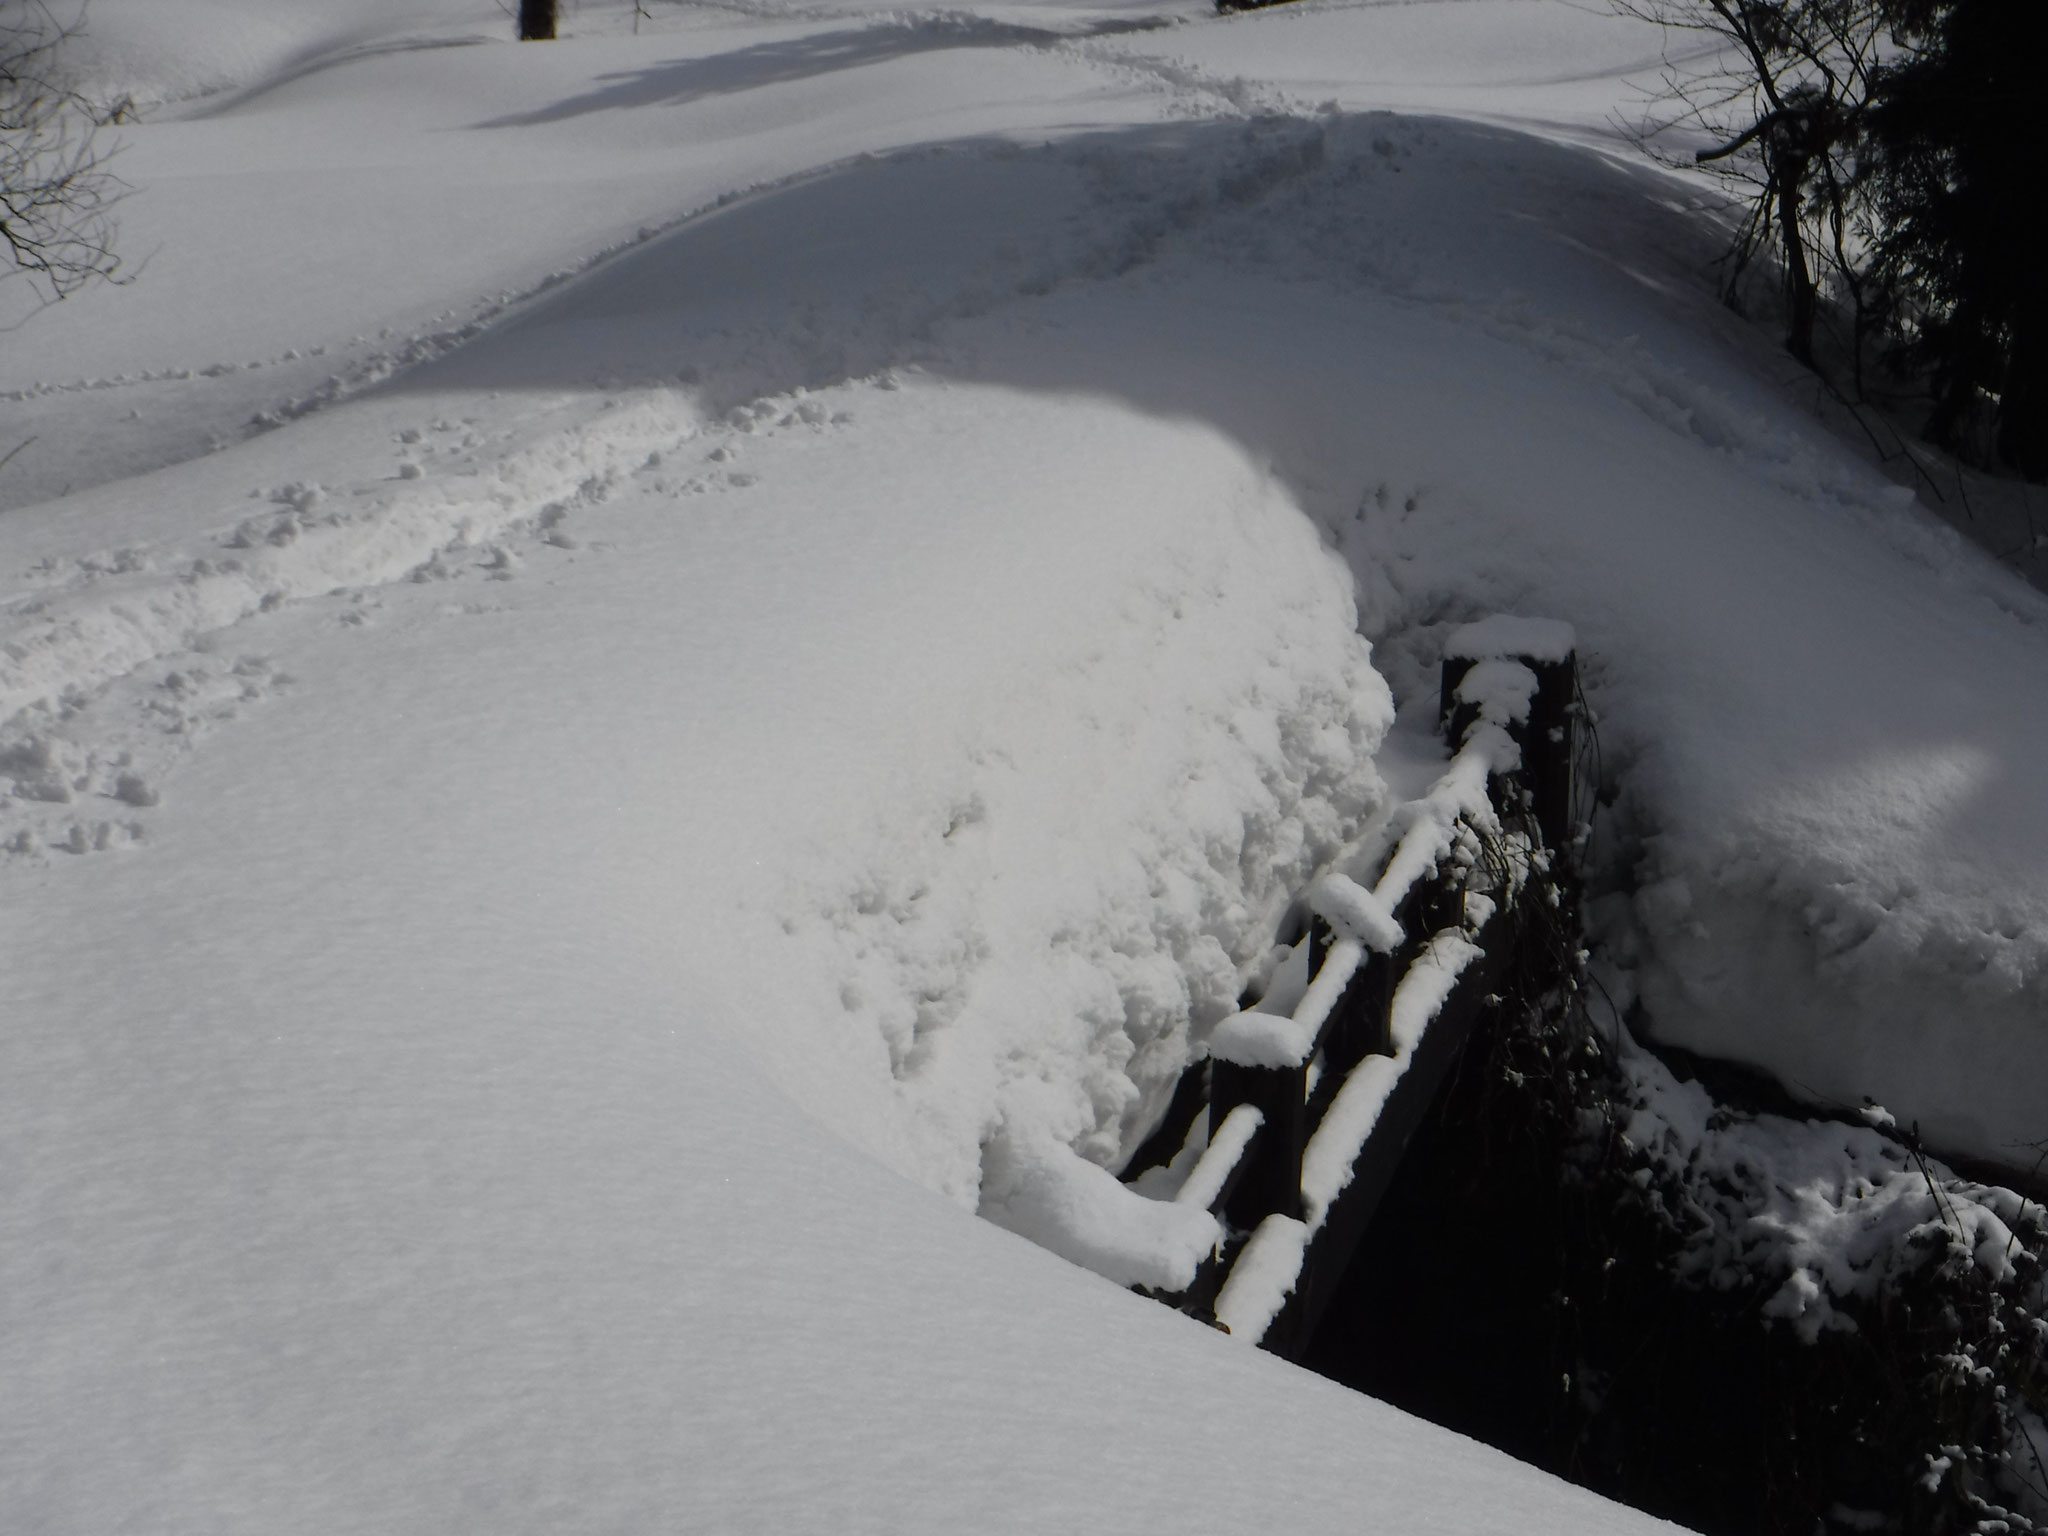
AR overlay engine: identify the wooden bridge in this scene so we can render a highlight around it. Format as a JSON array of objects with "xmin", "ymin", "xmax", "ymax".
[{"xmin": 1119, "ymin": 617, "xmax": 1580, "ymax": 1359}]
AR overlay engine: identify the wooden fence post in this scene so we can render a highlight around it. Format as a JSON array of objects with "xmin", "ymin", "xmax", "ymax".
[
  {"xmin": 1523, "ymin": 656, "xmax": 1575, "ymax": 853},
  {"xmin": 1439, "ymin": 651, "xmax": 1577, "ymax": 852}
]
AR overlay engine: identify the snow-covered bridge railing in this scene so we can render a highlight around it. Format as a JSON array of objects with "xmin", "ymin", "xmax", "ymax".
[{"xmin": 1119, "ymin": 617, "xmax": 1578, "ymax": 1359}]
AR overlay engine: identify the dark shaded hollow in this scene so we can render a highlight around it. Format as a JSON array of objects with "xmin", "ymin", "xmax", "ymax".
[{"xmin": 1297, "ymin": 1015, "xmax": 1915, "ymax": 1536}]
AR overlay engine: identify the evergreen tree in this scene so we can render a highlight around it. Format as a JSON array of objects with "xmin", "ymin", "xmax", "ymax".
[{"xmin": 1862, "ymin": 0, "xmax": 2048, "ymax": 478}]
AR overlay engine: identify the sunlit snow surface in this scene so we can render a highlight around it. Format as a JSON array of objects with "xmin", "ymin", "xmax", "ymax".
[{"xmin": 2, "ymin": 0, "xmax": 2044, "ymax": 1529}]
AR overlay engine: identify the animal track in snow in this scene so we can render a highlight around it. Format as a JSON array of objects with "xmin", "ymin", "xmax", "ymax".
[
  {"xmin": 0, "ymin": 391, "xmax": 790, "ymax": 871},
  {"xmin": 0, "ymin": 651, "xmax": 294, "ymax": 864}
]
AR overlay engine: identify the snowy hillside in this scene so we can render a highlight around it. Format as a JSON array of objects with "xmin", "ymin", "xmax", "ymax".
[{"xmin": 3, "ymin": 0, "xmax": 2045, "ymax": 1530}]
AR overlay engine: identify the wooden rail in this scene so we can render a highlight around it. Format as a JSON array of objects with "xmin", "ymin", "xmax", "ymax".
[{"xmin": 1122, "ymin": 622, "xmax": 1578, "ymax": 1358}]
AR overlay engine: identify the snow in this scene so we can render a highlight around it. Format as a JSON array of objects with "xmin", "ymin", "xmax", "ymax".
[
  {"xmin": 1214, "ymin": 1212, "xmax": 1310, "ymax": 1343},
  {"xmin": 1310, "ymin": 869, "xmax": 1404, "ymax": 952},
  {"xmin": 1178, "ymin": 1100, "xmax": 1265, "ymax": 1210},
  {"xmin": 46, "ymin": 0, "xmax": 491, "ymax": 112},
  {"xmin": 4, "ymin": 0, "xmax": 2047, "ymax": 1527},
  {"xmin": 1372, "ymin": 723, "xmax": 1519, "ymax": 904},
  {"xmin": 1444, "ymin": 615, "xmax": 1578, "ymax": 665},
  {"xmin": 1212, "ymin": 931, "xmax": 1365, "ymax": 1068},
  {"xmin": 980, "ymin": 1120, "xmax": 1224, "ymax": 1290},
  {"xmin": 1452, "ymin": 657, "xmax": 1540, "ymax": 732}
]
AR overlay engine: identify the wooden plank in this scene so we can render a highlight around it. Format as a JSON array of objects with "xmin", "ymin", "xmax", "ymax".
[
  {"xmin": 1260, "ymin": 922, "xmax": 1516, "ymax": 1360},
  {"xmin": 1301, "ymin": 930, "xmax": 1393, "ymax": 1141}
]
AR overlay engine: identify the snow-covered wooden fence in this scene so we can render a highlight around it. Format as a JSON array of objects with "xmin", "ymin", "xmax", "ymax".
[{"xmin": 1122, "ymin": 618, "xmax": 1579, "ymax": 1359}]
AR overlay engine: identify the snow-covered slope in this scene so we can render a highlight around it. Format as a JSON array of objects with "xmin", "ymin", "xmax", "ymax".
[
  {"xmin": 3, "ymin": 0, "xmax": 2044, "ymax": 1529},
  {"xmin": 0, "ymin": 373, "xmax": 1592, "ymax": 1536}
]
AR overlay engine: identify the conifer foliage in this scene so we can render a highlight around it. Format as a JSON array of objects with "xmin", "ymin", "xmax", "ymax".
[
  {"xmin": 1862, "ymin": 1, "xmax": 2048, "ymax": 479},
  {"xmin": 1623, "ymin": 0, "xmax": 2048, "ymax": 482}
]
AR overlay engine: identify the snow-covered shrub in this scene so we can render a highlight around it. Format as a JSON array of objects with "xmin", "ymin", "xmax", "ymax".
[{"xmin": 1486, "ymin": 879, "xmax": 2048, "ymax": 1535}]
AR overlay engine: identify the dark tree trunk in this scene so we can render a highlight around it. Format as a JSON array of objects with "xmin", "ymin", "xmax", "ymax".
[
  {"xmin": 519, "ymin": 0, "xmax": 556, "ymax": 40},
  {"xmin": 1998, "ymin": 306, "xmax": 2048, "ymax": 481},
  {"xmin": 1776, "ymin": 154, "xmax": 1817, "ymax": 368}
]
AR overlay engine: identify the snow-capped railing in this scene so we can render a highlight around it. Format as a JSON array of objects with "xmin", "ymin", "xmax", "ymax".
[{"xmin": 1119, "ymin": 618, "xmax": 1579, "ymax": 1357}]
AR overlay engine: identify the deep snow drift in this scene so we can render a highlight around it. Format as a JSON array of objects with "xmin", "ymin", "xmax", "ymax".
[{"xmin": 3, "ymin": 0, "xmax": 2046, "ymax": 1529}]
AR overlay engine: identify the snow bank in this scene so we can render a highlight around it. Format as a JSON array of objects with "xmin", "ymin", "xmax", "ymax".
[
  {"xmin": 980, "ymin": 1122, "xmax": 1222, "ymax": 1290},
  {"xmin": 0, "ymin": 354, "xmax": 1432, "ymax": 1531},
  {"xmin": 0, "ymin": 361, "xmax": 1393, "ymax": 1205},
  {"xmin": 797, "ymin": 388, "xmax": 1392, "ymax": 1201},
  {"xmin": 955, "ymin": 104, "xmax": 2048, "ymax": 1177},
  {"xmin": 1096, "ymin": 0, "xmax": 1674, "ymax": 147}
]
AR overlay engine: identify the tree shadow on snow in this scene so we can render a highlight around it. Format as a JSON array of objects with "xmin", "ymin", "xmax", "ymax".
[
  {"xmin": 473, "ymin": 16, "xmax": 1167, "ymax": 126},
  {"xmin": 391, "ymin": 111, "xmax": 1753, "ymax": 536}
]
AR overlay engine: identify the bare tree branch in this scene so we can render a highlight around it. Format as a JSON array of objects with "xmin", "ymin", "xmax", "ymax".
[
  {"xmin": 1613, "ymin": 0, "xmax": 1892, "ymax": 368},
  {"xmin": 1, "ymin": 0, "xmax": 125, "ymax": 305}
]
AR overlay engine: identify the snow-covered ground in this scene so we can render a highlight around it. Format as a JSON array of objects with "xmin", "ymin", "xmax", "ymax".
[{"xmin": 4, "ymin": 0, "xmax": 2046, "ymax": 1528}]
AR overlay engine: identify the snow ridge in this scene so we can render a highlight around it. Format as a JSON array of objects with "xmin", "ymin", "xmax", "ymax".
[
  {"xmin": 0, "ymin": 395, "xmax": 690, "ymax": 856},
  {"xmin": 0, "ymin": 400, "xmax": 680, "ymax": 727}
]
